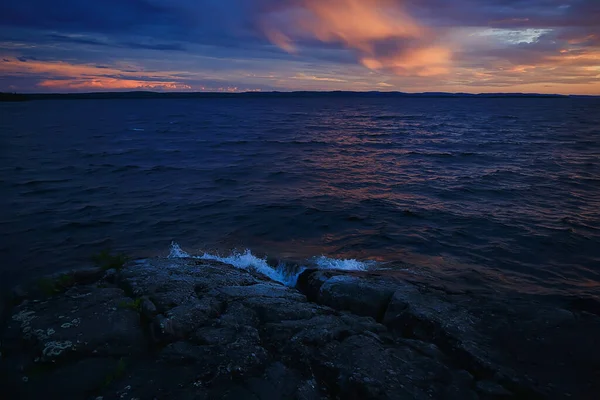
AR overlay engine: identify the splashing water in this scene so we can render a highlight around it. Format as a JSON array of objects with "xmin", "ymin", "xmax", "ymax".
[
  {"xmin": 168, "ymin": 242, "xmax": 190, "ymax": 258},
  {"xmin": 312, "ymin": 255, "xmax": 374, "ymax": 271},
  {"xmin": 167, "ymin": 242, "xmax": 374, "ymax": 286},
  {"xmin": 198, "ymin": 249, "xmax": 296, "ymax": 285}
]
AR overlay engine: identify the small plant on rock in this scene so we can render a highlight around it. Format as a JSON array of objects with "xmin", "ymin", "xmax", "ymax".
[
  {"xmin": 36, "ymin": 273, "xmax": 75, "ymax": 296},
  {"xmin": 118, "ymin": 297, "xmax": 143, "ymax": 312},
  {"xmin": 91, "ymin": 249, "xmax": 129, "ymax": 271},
  {"xmin": 104, "ymin": 357, "xmax": 127, "ymax": 387}
]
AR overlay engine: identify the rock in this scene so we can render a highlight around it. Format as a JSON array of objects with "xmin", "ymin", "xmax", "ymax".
[
  {"xmin": 299, "ymin": 269, "xmax": 600, "ymax": 399},
  {"xmin": 240, "ymin": 296, "xmax": 327, "ymax": 323},
  {"xmin": 161, "ymin": 332, "xmax": 268, "ymax": 379},
  {"xmin": 119, "ymin": 258, "xmax": 261, "ymax": 313},
  {"xmin": 476, "ymin": 380, "xmax": 513, "ymax": 398},
  {"xmin": 264, "ymin": 314, "xmax": 385, "ymax": 350},
  {"xmin": 2, "ymin": 257, "xmax": 600, "ymax": 399},
  {"xmin": 68, "ymin": 266, "xmax": 105, "ymax": 284},
  {"xmin": 13, "ymin": 357, "xmax": 119, "ymax": 399},
  {"xmin": 194, "ymin": 326, "xmax": 238, "ymax": 345},
  {"xmin": 0, "ymin": 297, "xmax": 8, "ymax": 325},
  {"xmin": 262, "ymin": 312, "xmax": 389, "ymax": 378},
  {"xmin": 102, "ymin": 268, "xmax": 117, "ymax": 283},
  {"xmin": 153, "ymin": 296, "xmax": 222, "ymax": 342},
  {"xmin": 385, "ymin": 289, "xmax": 597, "ymax": 398},
  {"xmin": 3, "ymin": 286, "xmax": 146, "ymax": 363},
  {"xmin": 295, "ymin": 378, "xmax": 324, "ymax": 400},
  {"xmin": 139, "ymin": 296, "xmax": 157, "ymax": 318},
  {"xmin": 218, "ymin": 282, "xmax": 307, "ymax": 302},
  {"xmin": 396, "ymin": 338, "xmax": 448, "ymax": 361},
  {"xmin": 11, "ymin": 285, "xmax": 28, "ymax": 301},
  {"xmin": 100, "ymin": 360, "xmax": 210, "ymax": 399},
  {"xmin": 314, "ymin": 334, "xmax": 476, "ymax": 399},
  {"xmin": 217, "ymin": 301, "xmax": 259, "ymax": 328},
  {"xmin": 243, "ymin": 362, "xmax": 321, "ymax": 400},
  {"xmin": 296, "ymin": 269, "xmax": 328, "ymax": 301},
  {"xmin": 298, "ymin": 270, "xmax": 398, "ymax": 321},
  {"xmin": 119, "ymin": 259, "xmax": 199, "ymax": 312},
  {"xmin": 160, "ymin": 341, "xmax": 210, "ymax": 364}
]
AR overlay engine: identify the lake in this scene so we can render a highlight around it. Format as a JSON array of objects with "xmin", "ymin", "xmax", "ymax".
[{"xmin": 1, "ymin": 96, "xmax": 599, "ymax": 297}]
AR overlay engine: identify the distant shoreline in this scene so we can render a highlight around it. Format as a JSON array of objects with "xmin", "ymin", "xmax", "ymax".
[{"xmin": 2, "ymin": 91, "xmax": 599, "ymax": 102}]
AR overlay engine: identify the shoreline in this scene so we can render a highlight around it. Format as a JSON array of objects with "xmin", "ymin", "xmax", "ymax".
[{"xmin": 1, "ymin": 257, "xmax": 599, "ymax": 399}]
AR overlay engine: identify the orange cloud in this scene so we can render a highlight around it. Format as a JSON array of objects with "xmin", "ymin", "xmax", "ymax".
[
  {"xmin": 361, "ymin": 46, "xmax": 451, "ymax": 77},
  {"xmin": 261, "ymin": 0, "xmax": 452, "ymax": 76},
  {"xmin": 38, "ymin": 78, "xmax": 189, "ymax": 90},
  {"xmin": 292, "ymin": 72, "xmax": 346, "ymax": 82},
  {"xmin": 0, "ymin": 57, "xmax": 191, "ymax": 90},
  {"xmin": 262, "ymin": 29, "xmax": 296, "ymax": 53}
]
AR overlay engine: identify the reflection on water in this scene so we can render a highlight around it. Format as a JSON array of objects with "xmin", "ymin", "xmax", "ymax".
[{"xmin": 1, "ymin": 97, "xmax": 600, "ymax": 297}]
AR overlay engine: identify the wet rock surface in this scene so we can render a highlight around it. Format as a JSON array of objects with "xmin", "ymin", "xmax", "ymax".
[{"xmin": 1, "ymin": 258, "xmax": 598, "ymax": 399}]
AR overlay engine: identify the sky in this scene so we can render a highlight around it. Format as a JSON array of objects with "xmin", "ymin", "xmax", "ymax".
[{"xmin": 1, "ymin": 0, "xmax": 599, "ymax": 94}]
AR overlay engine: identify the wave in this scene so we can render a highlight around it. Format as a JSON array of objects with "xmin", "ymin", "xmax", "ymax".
[
  {"xmin": 15, "ymin": 178, "xmax": 71, "ymax": 186},
  {"xmin": 406, "ymin": 151, "xmax": 453, "ymax": 158},
  {"xmin": 168, "ymin": 242, "xmax": 191, "ymax": 258},
  {"xmin": 312, "ymin": 255, "xmax": 374, "ymax": 271},
  {"xmin": 373, "ymin": 115, "xmax": 421, "ymax": 121},
  {"xmin": 167, "ymin": 242, "xmax": 374, "ymax": 287},
  {"xmin": 214, "ymin": 177, "xmax": 238, "ymax": 184}
]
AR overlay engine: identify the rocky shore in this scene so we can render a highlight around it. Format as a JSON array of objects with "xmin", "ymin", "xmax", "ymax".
[{"xmin": 1, "ymin": 257, "xmax": 598, "ymax": 399}]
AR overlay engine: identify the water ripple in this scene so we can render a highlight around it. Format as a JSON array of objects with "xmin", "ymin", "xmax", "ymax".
[{"xmin": 1, "ymin": 97, "xmax": 600, "ymax": 297}]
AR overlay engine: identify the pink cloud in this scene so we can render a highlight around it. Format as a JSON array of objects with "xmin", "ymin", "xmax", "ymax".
[{"xmin": 260, "ymin": 0, "xmax": 453, "ymax": 77}]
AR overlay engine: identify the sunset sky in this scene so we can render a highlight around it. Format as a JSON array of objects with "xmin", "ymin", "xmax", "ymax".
[{"xmin": 1, "ymin": 0, "xmax": 599, "ymax": 94}]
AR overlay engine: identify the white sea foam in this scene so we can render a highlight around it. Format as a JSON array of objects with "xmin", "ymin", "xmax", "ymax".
[
  {"xmin": 198, "ymin": 249, "xmax": 283, "ymax": 283},
  {"xmin": 312, "ymin": 256, "xmax": 373, "ymax": 271},
  {"xmin": 167, "ymin": 242, "xmax": 373, "ymax": 287},
  {"xmin": 168, "ymin": 242, "xmax": 191, "ymax": 258}
]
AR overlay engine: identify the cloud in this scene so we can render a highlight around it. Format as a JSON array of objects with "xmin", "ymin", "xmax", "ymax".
[
  {"xmin": 37, "ymin": 78, "xmax": 190, "ymax": 91},
  {"xmin": 46, "ymin": 33, "xmax": 186, "ymax": 51},
  {"xmin": 0, "ymin": 0, "xmax": 599, "ymax": 93},
  {"xmin": 292, "ymin": 72, "xmax": 346, "ymax": 82},
  {"xmin": 0, "ymin": 56, "xmax": 191, "ymax": 91},
  {"xmin": 259, "ymin": 0, "xmax": 452, "ymax": 76}
]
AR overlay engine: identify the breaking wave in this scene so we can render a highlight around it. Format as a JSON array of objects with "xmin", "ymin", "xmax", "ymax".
[
  {"xmin": 168, "ymin": 242, "xmax": 374, "ymax": 287},
  {"xmin": 312, "ymin": 255, "xmax": 374, "ymax": 271}
]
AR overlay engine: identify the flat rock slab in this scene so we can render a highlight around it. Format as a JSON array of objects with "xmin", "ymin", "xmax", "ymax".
[
  {"xmin": 1, "ymin": 257, "xmax": 598, "ymax": 399},
  {"xmin": 298, "ymin": 269, "xmax": 600, "ymax": 399},
  {"xmin": 7, "ymin": 286, "xmax": 145, "ymax": 359}
]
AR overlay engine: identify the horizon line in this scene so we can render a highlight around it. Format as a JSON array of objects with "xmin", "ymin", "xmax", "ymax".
[{"xmin": 2, "ymin": 90, "xmax": 600, "ymax": 98}]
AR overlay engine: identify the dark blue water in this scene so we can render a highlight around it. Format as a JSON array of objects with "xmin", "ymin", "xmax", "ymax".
[{"xmin": 1, "ymin": 97, "xmax": 599, "ymax": 296}]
